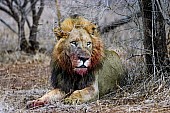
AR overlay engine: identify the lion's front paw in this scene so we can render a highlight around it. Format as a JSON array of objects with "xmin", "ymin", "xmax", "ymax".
[
  {"xmin": 64, "ymin": 90, "xmax": 83, "ymax": 105},
  {"xmin": 26, "ymin": 99, "xmax": 48, "ymax": 109},
  {"xmin": 64, "ymin": 97, "xmax": 82, "ymax": 105}
]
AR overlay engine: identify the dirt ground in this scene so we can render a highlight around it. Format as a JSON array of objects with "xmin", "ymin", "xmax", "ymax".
[{"xmin": 0, "ymin": 62, "xmax": 170, "ymax": 113}]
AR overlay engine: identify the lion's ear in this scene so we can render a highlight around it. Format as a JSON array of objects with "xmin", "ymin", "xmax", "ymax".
[
  {"xmin": 53, "ymin": 27, "xmax": 62, "ymax": 40},
  {"xmin": 53, "ymin": 27, "xmax": 69, "ymax": 40}
]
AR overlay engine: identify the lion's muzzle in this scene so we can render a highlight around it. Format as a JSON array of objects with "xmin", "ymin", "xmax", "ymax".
[
  {"xmin": 73, "ymin": 55, "xmax": 91, "ymax": 76},
  {"xmin": 77, "ymin": 56, "xmax": 90, "ymax": 67}
]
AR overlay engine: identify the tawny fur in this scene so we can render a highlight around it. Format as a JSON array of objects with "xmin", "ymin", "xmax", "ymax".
[{"xmin": 26, "ymin": 15, "xmax": 125, "ymax": 108}]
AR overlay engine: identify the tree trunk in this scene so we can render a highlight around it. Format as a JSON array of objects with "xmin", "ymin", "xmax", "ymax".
[
  {"xmin": 18, "ymin": 18, "xmax": 29, "ymax": 52},
  {"xmin": 140, "ymin": 0, "xmax": 169, "ymax": 75},
  {"xmin": 29, "ymin": 20, "xmax": 39, "ymax": 53},
  {"xmin": 28, "ymin": 0, "xmax": 44, "ymax": 54}
]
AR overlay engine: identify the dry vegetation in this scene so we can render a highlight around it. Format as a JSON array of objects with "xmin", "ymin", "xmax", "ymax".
[
  {"xmin": 0, "ymin": 0, "xmax": 170, "ymax": 112},
  {"xmin": 0, "ymin": 59, "xmax": 169, "ymax": 112}
]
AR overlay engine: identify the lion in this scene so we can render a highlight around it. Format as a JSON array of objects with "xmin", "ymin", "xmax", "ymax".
[{"xmin": 27, "ymin": 15, "xmax": 125, "ymax": 108}]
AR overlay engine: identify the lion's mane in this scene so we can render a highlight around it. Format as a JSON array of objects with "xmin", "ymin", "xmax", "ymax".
[
  {"xmin": 52, "ymin": 15, "xmax": 104, "ymax": 74},
  {"xmin": 50, "ymin": 15, "xmax": 105, "ymax": 93}
]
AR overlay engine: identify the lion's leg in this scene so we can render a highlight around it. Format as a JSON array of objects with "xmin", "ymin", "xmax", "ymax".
[
  {"xmin": 64, "ymin": 83, "xmax": 99, "ymax": 104},
  {"xmin": 26, "ymin": 89, "xmax": 65, "ymax": 108}
]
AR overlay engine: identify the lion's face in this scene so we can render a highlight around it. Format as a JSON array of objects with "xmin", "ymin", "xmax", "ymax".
[
  {"xmin": 65, "ymin": 28, "xmax": 92, "ymax": 75},
  {"xmin": 53, "ymin": 16, "xmax": 104, "ymax": 76}
]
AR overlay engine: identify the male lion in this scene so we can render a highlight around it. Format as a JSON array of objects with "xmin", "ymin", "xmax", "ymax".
[{"xmin": 27, "ymin": 15, "xmax": 125, "ymax": 108}]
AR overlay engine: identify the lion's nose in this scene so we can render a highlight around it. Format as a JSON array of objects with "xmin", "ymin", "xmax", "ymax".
[{"xmin": 78, "ymin": 56, "xmax": 89, "ymax": 63}]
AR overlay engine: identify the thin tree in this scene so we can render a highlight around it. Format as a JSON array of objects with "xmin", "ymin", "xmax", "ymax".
[
  {"xmin": 139, "ymin": 0, "xmax": 169, "ymax": 75},
  {"xmin": 0, "ymin": 0, "xmax": 44, "ymax": 54}
]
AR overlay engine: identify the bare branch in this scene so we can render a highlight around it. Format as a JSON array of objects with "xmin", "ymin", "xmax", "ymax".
[
  {"xmin": 100, "ymin": 12, "xmax": 142, "ymax": 34},
  {"xmin": 22, "ymin": 0, "xmax": 29, "ymax": 8},
  {"xmin": 0, "ymin": 5, "xmax": 13, "ymax": 17},
  {"xmin": 126, "ymin": 54, "xmax": 146, "ymax": 60},
  {"xmin": 0, "ymin": 0, "xmax": 20, "ymax": 22},
  {"xmin": 0, "ymin": 18, "xmax": 17, "ymax": 34},
  {"xmin": 56, "ymin": 0, "xmax": 61, "ymax": 28},
  {"xmin": 36, "ymin": 0, "xmax": 44, "ymax": 20},
  {"xmin": 26, "ymin": 17, "xmax": 31, "ymax": 28},
  {"xmin": 30, "ymin": 0, "xmax": 37, "ymax": 19},
  {"xmin": 156, "ymin": 0, "xmax": 170, "ymax": 25}
]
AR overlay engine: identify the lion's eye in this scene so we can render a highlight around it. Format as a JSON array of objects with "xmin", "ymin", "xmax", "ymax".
[
  {"xmin": 70, "ymin": 41, "xmax": 78, "ymax": 47},
  {"xmin": 87, "ymin": 42, "xmax": 91, "ymax": 47}
]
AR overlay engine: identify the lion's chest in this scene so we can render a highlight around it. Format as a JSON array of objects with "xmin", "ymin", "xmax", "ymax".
[{"xmin": 55, "ymin": 72, "xmax": 95, "ymax": 93}]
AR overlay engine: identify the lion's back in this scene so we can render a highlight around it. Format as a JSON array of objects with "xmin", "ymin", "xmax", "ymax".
[{"xmin": 97, "ymin": 50, "xmax": 125, "ymax": 97}]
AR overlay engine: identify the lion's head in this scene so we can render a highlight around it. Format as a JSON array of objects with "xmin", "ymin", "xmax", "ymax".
[{"xmin": 53, "ymin": 15, "xmax": 104, "ymax": 76}]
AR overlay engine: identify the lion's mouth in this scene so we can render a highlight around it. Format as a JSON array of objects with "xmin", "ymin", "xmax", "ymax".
[
  {"xmin": 74, "ymin": 65, "xmax": 88, "ymax": 76},
  {"xmin": 77, "ymin": 65, "xmax": 87, "ymax": 68}
]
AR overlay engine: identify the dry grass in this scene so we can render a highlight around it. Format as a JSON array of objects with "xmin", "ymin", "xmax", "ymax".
[{"xmin": 0, "ymin": 51, "xmax": 169, "ymax": 113}]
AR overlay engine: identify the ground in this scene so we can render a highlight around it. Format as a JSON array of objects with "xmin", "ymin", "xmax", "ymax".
[{"xmin": 0, "ymin": 59, "xmax": 170, "ymax": 113}]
